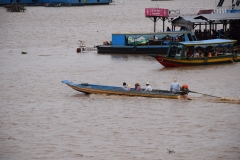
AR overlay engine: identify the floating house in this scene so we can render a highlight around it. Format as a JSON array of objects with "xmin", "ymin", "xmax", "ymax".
[
  {"xmin": 96, "ymin": 31, "xmax": 197, "ymax": 54},
  {"xmin": 0, "ymin": 0, "xmax": 112, "ymax": 6},
  {"xmin": 0, "ymin": 0, "xmax": 38, "ymax": 6},
  {"xmin": 170, "ymin": 12, "xmax": 240, "ymax": 44}
]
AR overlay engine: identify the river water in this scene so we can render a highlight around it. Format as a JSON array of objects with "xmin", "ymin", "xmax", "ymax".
[{"xmin": 0, "ymin": 0, "xmax": 240, "ymax": 159}]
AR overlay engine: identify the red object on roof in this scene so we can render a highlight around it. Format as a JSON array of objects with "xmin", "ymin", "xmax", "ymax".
[
  {"xmin": 197, "ymin": 9, "xmax": 214, "ymax": 15},
  {"xmin": 145, "ymin": 8, "xmax": 169, "ymax": 17}
]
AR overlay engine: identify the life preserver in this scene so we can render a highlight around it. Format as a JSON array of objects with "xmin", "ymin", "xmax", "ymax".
[
  {"xmin": 203, "ymin": 57, "xmax": 208, "ymax": 62},
  {"xmin": 233, "ymin": 53, "xmax": 238, "ymax": 61}
]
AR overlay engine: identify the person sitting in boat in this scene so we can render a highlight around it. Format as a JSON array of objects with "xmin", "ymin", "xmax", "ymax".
[
  {"xmin": 185, "ymin": 48, "xmax": 193, "ymax": 58},
  {"xmin": 180, "ymin": 84, "xmax": 189, "ymax": 100},
  {"xmin": 127, "ymin": 84, "xmax": 131, "ymax": 90},
  {"xmin": 184, "ymin": 48, "xmax": 188, "ymax": 57},
  {"xmin": 170, "ymin": 79, "xmax": 181, "ymax": 93},
  {"xmin": 208, "ymin": 52, "xmax": 212, "ymax": 57},
  {"xmin": 144, "ymin": 82, "xmax": 152, "ymax": 92},
  {"xmin": 214, "ymin": 49, "xmax": 219, "ymax": 56},
  {"xmin": 198, "ymin": 50, "xmax": 203, "ymax": 57},
  {"xmin": 194, "ymin": 50, "xmax": 199, "ymax": 58},
  {"xmin": 122, "ymin": 82, "xmax": 129, "ymax": 90},
  {"xmin": 180, "ymin": 84, "xmax": 189, "ymax": 95},
  {"xmin": 175, "ymin": 36, "xmax": 179, "ymax": 42},
  {"xmin": 134, "ymin": 83, "xmax": 142, "ymax": 91}
]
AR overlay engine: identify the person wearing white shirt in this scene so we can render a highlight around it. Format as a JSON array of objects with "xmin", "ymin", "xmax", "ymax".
[
  {"xmin": 170, "ymin": 79, "xmax": 181, "ymax": 93},
  {"xmin": 122, "ymin": 82, "xmax": 129, "ymax": 90},
  {"xmin": 144, "ymin": 82, "xmax": 152, "ymax": 92},
  {"xmin": 194, "ymin": 50, "xmax": 199, "ymax": 58}
]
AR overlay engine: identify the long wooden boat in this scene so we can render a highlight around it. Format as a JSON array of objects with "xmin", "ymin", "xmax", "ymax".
[
  {"xmin": 62, "ymin": 80, "xmax": 190, "ymax": 100},
  {"xmin": 149, "ymin": 39, "xmax": 240, "ymax": 67},
  {"xmin": 96, "ymin": 31, "xmax": 197, "ymax": 55}
]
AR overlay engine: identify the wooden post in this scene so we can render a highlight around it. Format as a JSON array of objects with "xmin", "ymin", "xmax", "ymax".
[
  {"xmin": 162, "ymin": 17, "xmax": 166, "ymax": 32},
  {"xmin": 148, "ymin": 17, "xmax": 160, "ymax": 32},
  {"xmin": 154, "ymin": 17, "xmax": 157, "ymax": 32}
]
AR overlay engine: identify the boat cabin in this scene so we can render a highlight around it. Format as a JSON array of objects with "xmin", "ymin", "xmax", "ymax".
[
  {"xmin": 167, "ymin": 39, "xmax": 238, "ymax": 59},
  {"xmin": 111, "ymin": 31, "xmax": 196, "ymax": 47}
]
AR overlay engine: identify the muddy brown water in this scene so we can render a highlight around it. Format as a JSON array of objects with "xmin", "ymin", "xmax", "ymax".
[{"xmin": 0, "ymin": 0, "xmax": 240, "ymax": 159}]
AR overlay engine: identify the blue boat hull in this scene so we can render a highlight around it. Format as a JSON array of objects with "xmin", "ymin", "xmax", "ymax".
[{"xmin": 96, "ymin": 45, "xmax": 169, "ymax": 54}]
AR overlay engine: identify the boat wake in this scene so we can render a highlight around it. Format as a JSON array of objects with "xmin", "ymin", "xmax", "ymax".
[
  {"xmin": 204, "ymin": 97, "xmax": 240, "ymax": 104},
  {"xmin": 215, "ymin": 97, "xmax": 240, "ymax": 104},
  {"xmin": 190, "ymin": 96, "xmax": 240, "ymax": 104}
]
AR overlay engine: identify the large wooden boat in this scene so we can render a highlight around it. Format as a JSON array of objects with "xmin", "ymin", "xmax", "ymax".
[
  {"xmin": 62, "ymin": 80, "xmax": 190, "ymax": 100},
  {"xmin": 149, "ymin": 39, "xmax": 240, "ymax": 67},
  {"xmin": 96, "ymin": 31, "xmax": 197, "ymax": 55}
]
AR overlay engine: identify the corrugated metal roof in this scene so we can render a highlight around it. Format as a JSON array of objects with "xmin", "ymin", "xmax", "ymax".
[
  {"xmin": 171, "ymin": 13, "xmax": 240, "ymax": 27},
  {"xmin": 171, "ymin": 16, "xmax": 206, "ymax": 28},
  {"xmin": 112, "ymin": 30, "xmax": 191, "ymax": 35},
  {"xmin": 194, "ymin": 13, "xmax": 240, "ymax": 21},
  {"xmin": 172, "ymin": 16, "xmax": 206, "ymax": 23}
]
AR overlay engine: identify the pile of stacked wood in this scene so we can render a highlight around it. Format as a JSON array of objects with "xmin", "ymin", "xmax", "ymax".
[{"xmin": 5, "ymin": 4, "xmax": 26, "ymax": 12}]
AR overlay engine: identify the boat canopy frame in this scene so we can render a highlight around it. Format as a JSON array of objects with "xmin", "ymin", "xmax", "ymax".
[
  {"xmin": 167, "ymin": 39, "xmax": 237, "ymax": 58},
  {"xmin": 120, "ymin": 31, "xmax": 192, "ymax": 40},
  {"xmin": 112, "ymin": 31, "xmax": 196, "ymax": 46},
  {"xmin": 126, "ymin": 33, "xmax": 184, "ymax": 40}
]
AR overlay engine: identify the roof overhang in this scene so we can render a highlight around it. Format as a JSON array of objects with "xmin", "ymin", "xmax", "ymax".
[
  {"xmin": 178, "ymin": 39, "xmax": 237, "ymax": 46},
  {"xmin": 194, "ymin": 13, "xmax": 240, "ymax": 21},
  {"xmin": 171, "ymin": 16, "xmax": 207, "ymax": 28}
]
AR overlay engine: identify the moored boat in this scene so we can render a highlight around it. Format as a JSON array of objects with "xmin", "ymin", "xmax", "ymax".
[
  {"xmin": 62, "ymin": 80, "xmax": 190, "ymax": 100},
  {"xmin": 96, "ymin": 31, "xmax": 197, "ymax": 55},
  {"xmin": 149, "ymin": 39, "xmax": 240, "ymax": 67}
]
